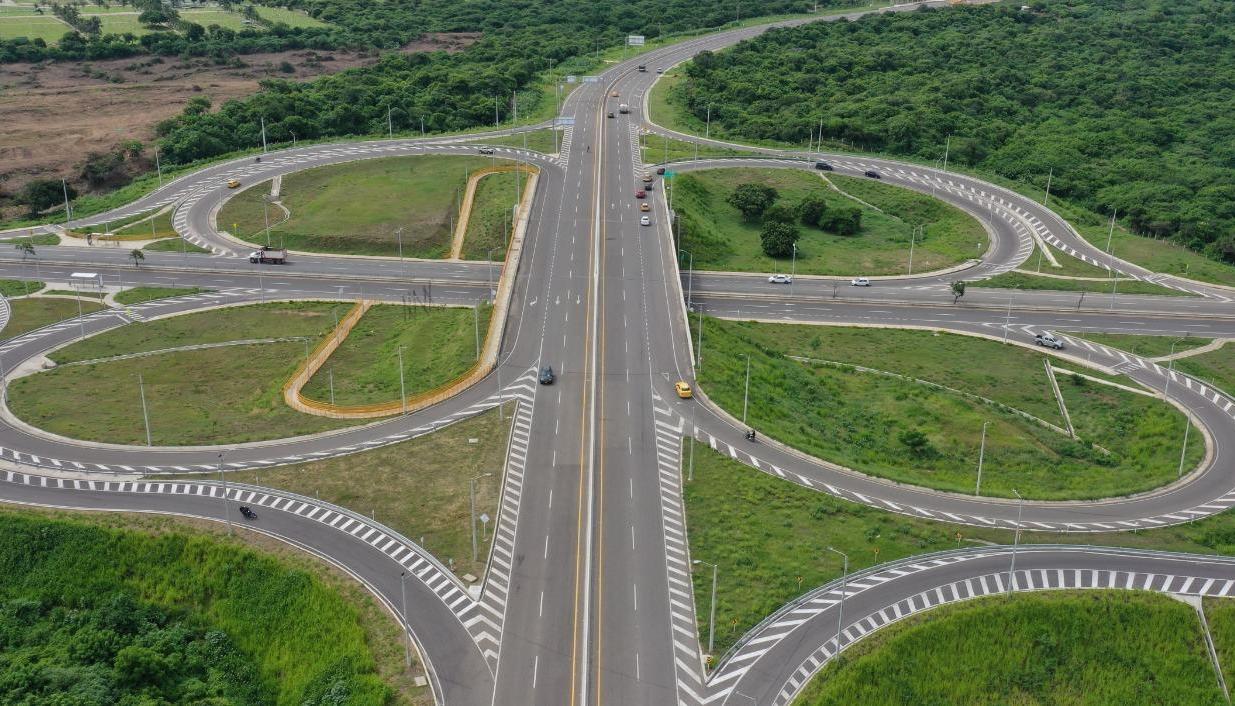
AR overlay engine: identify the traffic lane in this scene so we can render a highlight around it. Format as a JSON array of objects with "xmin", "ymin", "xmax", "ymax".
[
  {"xmin": 0, "ymin": 478, "xmax": 495, "ymax": 706},
  {"xmin": 724, "ymin": 547, "xmax": 1235, "ymax": 705},
  {"xmin": 689, "ymin": 295, "xmax": 1235, "ymax": 338}
]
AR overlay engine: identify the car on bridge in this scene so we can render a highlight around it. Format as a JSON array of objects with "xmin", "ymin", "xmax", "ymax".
[
  {"xmin": 768, "ymin": 274, "xmax": 792, "ymax": 284},
  {"xmin": 851, "ymin": 277, "xmax": 871, "ymax": 286},
  {"xmin": 674, "ymin": 381, "xmax": 693, "ymax": 399}
]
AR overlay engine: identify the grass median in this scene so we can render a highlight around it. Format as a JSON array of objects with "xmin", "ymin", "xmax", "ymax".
[
  {"xmin": 696, "ymin": 318, "xmax": 1200, "ymax": 500},
  {"xmin": 218, "ymin": 154, "xmax": 500, "ymax": 258},
  {"xmin": 461, "ymin": 171, "xmax": 523, "ymax": 261},
  {"xmin": 0, "ymin": 279, "xmax": 41, "ymax": 298},
  {"xmin": 1, "ymin": 297, "xmax": 104, "ymax": 339},
  {"xmin": 673, "ymin": 167, "xmax": 985, "ymax": 276},
  {"xmin": 164, "ymin": 405, "xmax": 511, "ymax": 580},
  {"xmin": 473, "ymin": 129, "xmax": 562, "ymax": 154},
  {"xmin": 975, "ymin": 270, "xmax": 1184, "ymax": 297},
  {"xmin": 0, "ymin": 508, "xmax": 427, "ymax": 705},
  {"xmin": 302, "ymin": 303, "xmax": 492, "ymax": 406},
  {"xmin": 113, "ymin": 286, "xmax": 207, "ymax": 306},
  {"xmin": 1070, "ymin": 332, "xmax": 1213, "ymax": 358},
  {"xmin": 7, "ymin": 301, "xmax": 359, "ymax": 445},
  {"xmin": 793, "ymin": 591, "xmax": 1227, "ymax": 706}
]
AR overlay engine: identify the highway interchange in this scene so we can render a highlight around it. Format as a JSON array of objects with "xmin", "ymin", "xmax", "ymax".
[{"xmin": 5, "ymin": 1, "xmax": 1235, "ymax": 704}]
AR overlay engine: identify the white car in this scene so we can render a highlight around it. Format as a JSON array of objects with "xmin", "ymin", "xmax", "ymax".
[
  {"xmin": 640, "ymin": 215, "xmax": 651, "ymax": 226},
  {"xmin": 768, "ymin": 274, "xmax": 792, "ymax": 284},
  {"xmin": 851, "ymin": 277, "xmax": 871, "ymax": 287}
]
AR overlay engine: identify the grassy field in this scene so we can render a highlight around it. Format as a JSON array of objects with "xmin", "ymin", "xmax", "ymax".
[
  {"xmin": 144, "ymin": 236, "xmax": 211, "ymax": 253},
  {"xmin": 1206, "ymin": 599, "xmax": 1235, "ymax": 685},
  {"xmin": 685, "ymin": 444, "xmax": 1235, "ymax": 661},
  {"xmin": 301, "ymin": 303, "xmax": 491, "ymax": 406},
  {"xmin": 1175, "ymin": 345, "xmax": 1235, "ymax": 400},
  {"xmin": 1071, "ymin": 333, "xmax": 1212, "ymax": 358},
  {"xmin": 461, "ymin": 171, "xmax": 522, "ymax": 260},
  {"xmin": 0, "ymin": 509, "xmax": 418, "ymax": 705},
  {"xmin": 0, "ymin": 279, "xmax": 41, "ymax": 298},
  {"xmin": 168, "ymin": 405, "xmax": 511, "ymax": 579},
  {"xmin": 793, "ymin": 592, "xmax": 1225, "ymax": 706},
  {"xmin": 641, "ymin": 133, "xmax": 750, "ymax": 164},
  {"xmin": 0, "ymin": 16, "xmax": 70, "ymax": 42},
  {"xmin": 253, "ymin": 6, "xmax": 329, "ymax": 28},
  {"xmin": 0, "ymin": 297, "xmax": 103, "ymax": 339},
  {"xmin": 674, "ymin": 167, "xmax": 985, "ymax": 276},
  {"xmin": 475, "ymin": 129, "xmax": 562, "ymax": 154},
  {"xmin": 975, "ymin": 270, "xmax": 1184, "ymax": 296},
  {"xmin": 114, "ymin": 208, "xmax": 178, "ymax": 241},
  {"xmin": 696, "ymin": 319, "xmax": 1200, "ymax": 499},
  {"xmin": 8, "ymin": 302, "xmax": 360, "ymax": 445},
  {"xmin": 114, "ymin": 286, "xmax": 206, "ymax": 305},
  {"xmin": 218, "ymin": 155, "xmax": 495, "ymax": 257}
]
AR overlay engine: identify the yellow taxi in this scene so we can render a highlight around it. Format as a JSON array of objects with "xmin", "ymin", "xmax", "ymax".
[
  {"xmin": 640, "ymin": 202, "xmax": 650, "ymax": 212},
  {"xmin": 610, "ymin": 90, "xmax": 619, "ymax": 98},
  {"xmin": 227, "ymin": 179, "xmax": 241, "ymax": 188},
  {"xmin": 674, "ymin": 381, "xmax": 693, "ymax": 399}
]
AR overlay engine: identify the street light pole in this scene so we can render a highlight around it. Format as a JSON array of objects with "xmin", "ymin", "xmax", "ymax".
[
  {"xmin": 1105, "ymin": 208, "xmax": 1118, "ymax": 252},
  {"xmin": 138, "ymin": 374, "xmax": 152, "ymax": 446},
  {"xmin": 470, "ymin": 472, "xmax": 494, "ymax": 562},
  {"xmin": 218, "ymin": 451, "xmax": 231, "ymax": 535},
  {"xmin": 397, "ymin": 345, "xmax": 407, "ymax": 415},
  {"xmin": 976, "ymin": 420, "xmax": 989, "ymax": 495},
  {"xmin": 1179, "ymin": 421, "xmax": 1192, "ymax": 478},
  {"xmin": 679, "ymin": 249, "xmax": 695, "ymax": 311},
  {"xmin": 693, "ymin": 560, "xmax": 718, "ymax": 655},
  {"xmin": 827, "ymin": 546, "xmax": 849, "ymax": 651},
  {"xmin": 908, "ymin": 225, "xmax": 918, "ymax": 275},
  {"xmin": 741, "ymin": 354, "xmax": 751, "ymax": 426},
  {"xmin": 1007, "ymin": 489, "xmax": 1023, "ymax": 595},
  {"xmin": 1002, "ymin": 292, "xmax": 1014, "ymax": 344},
  {"xmin": 399, "ymin": 572, "xmax": 412, "ymax": 668},
  {"xmin": 790, "ymin": 242, "xmax": 797, "ymax": 295},
  {"xmin": 1165, "ymin": 336, "xmax": 1185, "ymax": 399}
]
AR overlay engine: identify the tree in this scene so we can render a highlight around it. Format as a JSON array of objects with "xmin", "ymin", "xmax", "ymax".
[
  {"xmin": 762, "ymin": 203, "xmax": 797, "ymax": 225},
  {"xmin": 820, "ymin": 205, "xmax": 862, "ymax": 235},
  {"xmin": 129, "ymin": 249, "xmax": 145, "ymax": 267},
  {"xmin": 898, "ymin": 429, "xmax": 932, "ymax": 457},
  {"xmin": 951, "ymin": 280, "xmax": 966, "ymax": 303},
  {"xmin": 727, "ymin": 183, "xmax": 777, "ymax": 221},
  {"xmin": 16, "ymin": 179, "xmax": 74, "ymax": 218},
  {"xmin": 13, "ymin": 241, "xmax": 34, "ymax": 260},
  {"xmin": 760, "ymin": 220, "xmax": 799, "ymax": 258},
  {"xmin": 797, "ymin": 195, "xmax": 827, "ymax": 227}
]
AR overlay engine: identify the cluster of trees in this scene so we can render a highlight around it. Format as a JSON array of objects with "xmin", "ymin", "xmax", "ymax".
[
  {"xmin": 727, "ymin": 182, "xmax": 861, "ymax": 257},
  {"xmin": 149, "ymin": 0, "xmax": 868, "ymax": 164},
  {"xmin": 673, "ymin": 0, "xmax": 1235, "ymax": 262},
  {"xmin": 0, "ymin": 593, "xmax": 265, "ymax": 704}
]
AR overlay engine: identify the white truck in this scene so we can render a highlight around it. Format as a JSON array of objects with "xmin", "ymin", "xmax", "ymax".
[
  {"xmin": 618, "ymin": 103, "xmax": 630, "ymax": 114},
  {"xmin": 249, "ymin": 246, "xmax": 287, "ymax": 264}
]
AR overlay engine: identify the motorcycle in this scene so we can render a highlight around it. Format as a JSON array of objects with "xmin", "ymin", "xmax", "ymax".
[{"xmin": 238, "ymin": 506, "xmax": 257, "ymax": 520}]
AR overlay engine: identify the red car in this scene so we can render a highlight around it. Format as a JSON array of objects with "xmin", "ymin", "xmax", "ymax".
[{"xmin": 635, "ymin": 190, "xmax": 647, "ymax": 199}]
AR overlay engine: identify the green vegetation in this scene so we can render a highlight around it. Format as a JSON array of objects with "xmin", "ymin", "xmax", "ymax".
[
  {"xmin": 169, "ymin": 405, "xmax": 510, "ymax": 579},
  {"xmin": 1071, "ymin": 333, "xmax": 1212, "ymax": 359},
  {"xmin": 641, "ymin": 132, "xmax": 748, "ymax": 164},
  {"xmin": 302, "ymin": 303, "xmax": 491, "ymax": 405},
  {"xmin": 475, "ymin": 129, "xmax": 562, "ymax": 154},
  {"xmin": 0, "ymin": 15, "xmax": 69, "ymax": 43},
  {"xmin": 697, "ymin": 319, "xmax": 1200, "ymax": 499},
  {"xmin": 8, "ymin": 302, "xmax": 359, "ymax": 445},
  {"xmin": 114, "ymin": 286, "xmax": 206, "ymax": 305},
  {"xmin": 1175, "ymin": 345, "xmax": 1235, "ymax": 400},
  {"xmin": 675, "ymin": 168, "xmax": 984, "ymax": 275},
  {"xmin": 218, "ymin": 155, "xmax": 496, "ymax": 257},
  {"xmin": 42, "ymin": 288, "xmax": 106, "ymax": 299},
  {"xmin": 974, "ymin": 271, "xmax": 1183, "ymax": 297},
  {"xmin": 0, "ymin": 510, "xmax": 399, "ymax": 705},
  {"xmin": 1206, "ymin": 599, "xmax": 1235, "ymax": 684},
  {"xmin": 1, "ymin": 297, "xmax": 103, "ymax": 339},
  {"xmin": 0, "ymin": 279, "xmax": 40, "ymax": 298},
  {"xmin": 664, "ymin": 0, "xmax": 1235, "ymax": 270},
  {"xmin": 461, "ymin": 172, "xmax": 521, "ymax": 260},
  {"xmin": 685, "ymin": 444, "xmax": 1235, "ymax": 660},
  {"xmin": 794, "ymin": 592, "xmax": 1226, "ymax": 706},
  {"xmin": 144, "ymin": 236, "xmax": 211, "ymax": 253}
]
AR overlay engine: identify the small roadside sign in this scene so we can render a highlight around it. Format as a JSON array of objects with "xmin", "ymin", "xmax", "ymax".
[
  {"xmin": 583, "ymin": 76, "xmax": 602, "ymax": 83},
  {"xmin": 663, "ymin": 171, "xmax": 676, "ymax": 179},
  {"xmin": 565, "ymin": 75, "xmax": 577, "ymax": 84},
  {"xmin": 627, "ymin": 35, "xmax": 645, "ymax": 46}
]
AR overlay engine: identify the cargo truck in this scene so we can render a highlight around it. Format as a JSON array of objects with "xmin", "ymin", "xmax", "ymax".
[{"xmin": 249, "ymin": 246, "xmax": 287, "ymax": 264}]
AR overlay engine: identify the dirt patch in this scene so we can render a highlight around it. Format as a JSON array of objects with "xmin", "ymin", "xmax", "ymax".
[
  {"xmin": 400, "ymin": 31, "xmax": 481, "ymax": 54},
  {"xmin": 0, "ymin": 48, "xmax": 377, "ymax": 218}
]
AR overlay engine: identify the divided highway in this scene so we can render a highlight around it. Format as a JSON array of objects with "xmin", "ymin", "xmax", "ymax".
[{"xmin": 3, "ymin": 2, "xmax": 1235, "ymax": 704}]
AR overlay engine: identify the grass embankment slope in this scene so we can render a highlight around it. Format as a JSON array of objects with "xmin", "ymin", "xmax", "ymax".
[
  {"xmin": 674, "ymin": 167, "xmax": 985, "ymax": 276},
  {"xmin": 302, "ymin": 303, "xmax": 492, "ymax": 406},
  {"xmin": 697, "ymin": 319, "xmax": 1199, "ymax": 500},
  {"xmin": 168, "ymin": 404, "xmax": 510, "ymax": 579},
  {"xmin": 793, "ymin": 591, "xmax": 1227, "ymax": 706},
  {"xmin": 1176, "ymin": 344, "xmax": 1235, "ymax": 400},
  {"xmin": 686, "ymin": 445, "xmax": 1235, "ymax": 661},
  {"xmin": 0, "ymin": 509, "xmax": 418, "ymax": 705},
  {"xmin": 218, "ymin": 154, "xmax": 500, "ymax": 257},
  {"xmin": 8, "ymin": 302, "xmax": 359, "ymax": 445},
  {"xmin": 461, "ymin": 171, "xmax": 522, "ymax": 260}
]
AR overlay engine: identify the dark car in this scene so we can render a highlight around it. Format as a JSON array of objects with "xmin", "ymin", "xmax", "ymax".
[
  {"xmin": 478, "ymin": 148, "xmax": 495, "ymax": 155},
  {"xmin": 814, "ymin": 161, "xmax": 833, "ymax": 171},
  {"xmin": 635, "ymin": 190, "xmax": 647, "ymax": 199},
  {"xmin": 656, "ymin": 166, "xmax": 666, "ymax": 175},
  {"xmin": 864, "ymin": 170, "xmax": 881, "ymax": 179},
  {"xmin": 539, "ymin": 366, "xmax": 555, "ymax": 385},
  {"xmin": 608, "ymin": 112, "xmax": 615, "ymax": 118}
]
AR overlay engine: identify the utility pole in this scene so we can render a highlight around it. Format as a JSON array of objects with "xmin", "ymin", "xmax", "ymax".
[
  {"xmin": 908, "ymin": 225, "xmax": 918, "ymax": 275},
  {"xmin": 1105, "ymin": 209, "xmax": 1118, "ymax": 252},
  {"xmin": 976, "ymin": 420, "xmax": 988, "ymax": 495},
  {"xmin": 1007, "ymin": 489, "xmax": 1023, "ymax": 595},
  {"xmin": 388, "ymin": 107, "xmax": 393, "ymax": 138},
  {"xmin": 154, "ymin": 146, "xmax": 163, "ymax": 188},
  {"xmin": 790, "ymin": 242, "xmax": 797, "ymax": 295},
  {"xmin": 421, "ymin": 116, "xmax": 425, "ymax": 137},
  {"xmin": 399, "ymin": 572, "xmax": 412, "ymax": 668},
  {"xmin": 741, "ymin": 354, "xmax": 751, "ymax": 425},
  {"xmin": 1179, "ymin": 421, "xmax": 1192, "ymax": 478},
  {"xmin": 397, "ymin": 346, "xmax": 407, "ymax": 415},
  {"xmin": 942, "ymin": 134, "xmax": 951, "ymax": 171},
  {"xmin": 705, "ymin": 105, "xmax": 711, "ymax": 141},
  {"xmin": 218, "ymin": 451, "xmax": 231, "ymax": 535},
  {"xmin": 470, "ymin": 472, "xmax": 494, "ymax": 562},
  {"xmin": 827, "ymin": 547, "xmax": 849, "ymax": 651},
  {"xmin": 1042, "ymin": 167, "xmax": 1052, "ymax": 205},
  {"xmin": 260, "ymin": 116, "xmax": 268, "ymax": 153},
  {"xmin": 138, "ymin": 374, "xmax": 152, "ymax": 446},
  {"xmin": 61, "ymin": 178, "xmax": 72, "ymax": 223}
]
